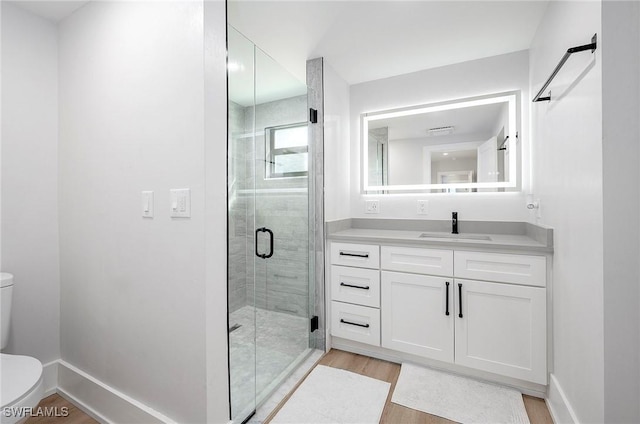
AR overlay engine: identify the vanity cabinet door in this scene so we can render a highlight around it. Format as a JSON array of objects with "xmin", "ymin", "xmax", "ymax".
[
  {"xmin": 454, "ymin": 279, "xmax": 547, "ymax": 384},
  {"xmin": 381, "ymin": 271, "xmax": 454, "ymax": 362}
]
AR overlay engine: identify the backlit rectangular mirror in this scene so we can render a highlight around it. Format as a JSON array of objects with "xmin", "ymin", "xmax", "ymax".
[{"xmin": 362, "ymin": 92, "xmax": 519, "ymax": 193}]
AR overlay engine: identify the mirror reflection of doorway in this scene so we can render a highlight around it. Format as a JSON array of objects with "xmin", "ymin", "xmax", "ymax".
[{"xmin": 437, "ymin": 170, "xmax": 474, "ymax": 193}]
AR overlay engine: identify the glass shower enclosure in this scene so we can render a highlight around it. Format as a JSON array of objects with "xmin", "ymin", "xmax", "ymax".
[{"xmin": 227, "ymin": 26, "xmax": 316, "ymax": 423}]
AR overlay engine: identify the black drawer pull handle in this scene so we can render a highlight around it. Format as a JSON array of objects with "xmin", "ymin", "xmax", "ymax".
[
  {"xmin": 445, "ymin": 281, "xmax": 450, "ymax": 316},
  {"xmin": 340, "ymin": 282, "xmax": 370, "ymax": 290},
  {"xmin": 339, "ymin": 252, "xmax": 369, "ymax": 258},
  {"xmin": 458, "ymin": 283, "xmax": 463, "ymax": 318},
  {"xmin": 340, "ymin": 319, "xmax": 370, "ymax": 328}
]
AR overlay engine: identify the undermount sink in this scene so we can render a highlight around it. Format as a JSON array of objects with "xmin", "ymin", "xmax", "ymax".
[{"xmin": 418, "ymin": 232, "xmax": 492, "ymax": 241}]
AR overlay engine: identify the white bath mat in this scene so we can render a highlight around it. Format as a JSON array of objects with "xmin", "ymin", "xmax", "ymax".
[
  {"xmin": 271, "ymin": 365, "xmax": 391, "ymax": 423},
  {"xmin": 391, "ymin": 363, "xmax": 530, "ymax": 424}
]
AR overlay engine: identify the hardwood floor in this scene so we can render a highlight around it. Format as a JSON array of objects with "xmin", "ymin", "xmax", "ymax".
[
  {"xmin": 267, "ymin": 349, "xmax": 554, "ymax": 424},
  {"xmin": 25, "ymin": 394, "xmax": 97, "ymax": 424}
]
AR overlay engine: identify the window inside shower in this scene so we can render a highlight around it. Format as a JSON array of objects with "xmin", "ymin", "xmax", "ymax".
[{"xmin": 265, "ymin": 123, "xmax": 309, "ymax": 179}]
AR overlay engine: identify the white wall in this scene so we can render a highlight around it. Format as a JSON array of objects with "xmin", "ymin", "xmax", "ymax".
[
  {"xmin": 529, "ymin": 1, "xmax": 604, "ymax": 422},
  {"xmin": 387, "ymin": 138, "xmax": 425, "ymax": 185},
  {"xmin": 1, "ymin": 2, "xmax": 60, "ymax": 364},
  {"xmin": 204, "ymin": 0, "xmax": 230, "ymax": 421},
  {"xmin": 323, "ymin": 61, "xmax": 351, "ymax": 221},
  {"xmin": 602, "ymin": 2, "xmax": 640, "ymax": 423},
  {"xmin": 349, "ymin": 50, "xmax": 530, "ymax": 221},
  {"xmin": 58, "ymin": 2, "xmax": 209, "ymax": 422}
]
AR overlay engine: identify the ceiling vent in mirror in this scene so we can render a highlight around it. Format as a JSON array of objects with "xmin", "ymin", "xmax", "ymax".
[{"xmin": 427, "ymin": 126, "xmax": 454, "ymax": 136}]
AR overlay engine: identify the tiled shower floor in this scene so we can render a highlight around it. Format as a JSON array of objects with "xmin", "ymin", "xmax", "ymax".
[{"xmin": 229, "ymin": 305, "xmax": 310, "ymax": 420}]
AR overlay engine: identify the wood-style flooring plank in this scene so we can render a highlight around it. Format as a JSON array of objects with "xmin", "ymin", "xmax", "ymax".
[
  {"xmin": 524, "ymin": 394, "xmax": 554, "ymax": 424},
  {"xmin": 24, "ymin": 394, "xmax": 98, "ymax": 424}
]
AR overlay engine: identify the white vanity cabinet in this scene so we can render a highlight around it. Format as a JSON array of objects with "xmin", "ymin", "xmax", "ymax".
[
  {"xmin": 329, "ymin": 241, "xmax": 548, "ymax": 385},
  {"xmin": 380, "ymin": 245, "xmax": 455, "ymax": 362},
  {"xmin": 454, "ymin": 278, "xmax": 547, "ymax": 384},
  {"xmin": 329, "ymin": 243, "xmax": 381, "ymax": 346},
  {"xmin": 381, "ymin": 271, "xmax": 454, "ymax": 362}
]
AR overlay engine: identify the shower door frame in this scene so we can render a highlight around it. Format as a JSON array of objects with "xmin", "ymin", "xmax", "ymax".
[{"xmin": 226, "ymin": 27, "xmax": 321, "ymax": 424}]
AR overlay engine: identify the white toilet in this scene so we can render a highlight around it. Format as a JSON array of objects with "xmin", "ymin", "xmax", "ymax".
[{"xmin": 1, "ymin": 273, "xmax": 44, "ymax": 424}]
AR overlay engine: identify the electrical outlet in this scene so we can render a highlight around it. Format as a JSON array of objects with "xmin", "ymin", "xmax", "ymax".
[
  {"xmin": 417, "ymin": 200, "xmax": 429, "ymax": 215},
  {"xmin": 365, "ymin": 200, "xmax": 379, "ymax": 214}
]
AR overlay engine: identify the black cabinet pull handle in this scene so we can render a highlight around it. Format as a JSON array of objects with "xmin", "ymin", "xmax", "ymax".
[
  {"xmin": 340, "ymin": 282, "xmax": 370, "ymax": 290},
  {"xmin": 458, "ymin": 283, "xmax": 463, "ymax": 318},
  {"xmin": 339, "ymin": 252, "xmax": 369, "ymax": 258},
  {"xmin": 340, "ymin": 319, "xmax": 370, "ymax": 328},
  {"xmin": 445, "ymin": 282, "xmax": 450, "ymax": 316}
]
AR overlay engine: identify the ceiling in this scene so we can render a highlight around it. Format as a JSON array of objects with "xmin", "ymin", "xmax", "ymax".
[
  {"xmin": 229, "ymin": 0, "xmax": 549, "ymax": 85},
  {"xmin": 12, "ymin": 0, "xmax": 549, "ymax": 103},
  {"xmin": 10, "ymin": 1, "xmax": 89, "ymax": 22},
  {"xmin": 431, "ymin": 149, "xmax": 477, "ymax": 163}
]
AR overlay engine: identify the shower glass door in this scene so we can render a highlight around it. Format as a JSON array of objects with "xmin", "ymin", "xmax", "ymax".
[{"xmin": 228, "ymin": 26, "xmax": 315, "ymax": 423}]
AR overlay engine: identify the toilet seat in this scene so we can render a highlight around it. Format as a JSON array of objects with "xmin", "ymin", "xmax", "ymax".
[{"xmin": 0, "ymin": 353, "xmax": 44, "ymax": 424}]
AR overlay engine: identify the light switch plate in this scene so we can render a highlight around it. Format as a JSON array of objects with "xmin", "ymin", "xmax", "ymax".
[
  {"xmin": 142, "ymin": 191, "xmax": 154, "ymax": 218},
  {"xmin": 170, "ymin": 188, "xmax": 191, "ymax": 218}
]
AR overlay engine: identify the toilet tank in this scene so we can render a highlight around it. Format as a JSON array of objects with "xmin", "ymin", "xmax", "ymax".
[{"xmin": 1, "ymin": 273, "xmax": 14, "ymax": 350}]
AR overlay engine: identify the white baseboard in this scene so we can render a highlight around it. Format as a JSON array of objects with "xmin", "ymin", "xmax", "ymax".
[
  {"xmin": 547, "ymin": 373, "xmax": 579, "ymax": 424},
  {"xmin": 56, "ymin": 388, "xmax": 112, "ymax": 424},
  {"xmin": 56, "ymin": 360, "xmax": 177, "ymax": 424},
  {"xmin": 41, "ymin": 360, "xmax": 59, "ymax": 397}
]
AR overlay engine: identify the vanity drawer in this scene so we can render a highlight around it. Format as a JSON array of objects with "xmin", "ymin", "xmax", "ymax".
[
  {"xmin": 381, "ymin": 246, "xmax": 453, "ymax": 276},
  {"xmin": 454, "ymin": 251, "xmax": 546, "ymax": 287},
  {"xmin": 331, "ymin": 266, "xmax": 380, "ymax": 308},
  {"xmin": 331, "ymin": 242, "xmax": 380, "ymax": 269},
  {"xmin": 330, "ymin": 301, "xmax": 380, "ymax": 346}
]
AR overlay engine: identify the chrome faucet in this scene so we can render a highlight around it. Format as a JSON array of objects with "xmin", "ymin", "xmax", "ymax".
[{"xmin": 452, "ymin": 212, "xmax": 458, "ymax": 234}]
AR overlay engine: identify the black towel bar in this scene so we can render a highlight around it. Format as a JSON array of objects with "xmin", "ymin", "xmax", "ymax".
[{"xmin": 533, "ymin": 34, "xmax": 597, "ymax": 103}]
